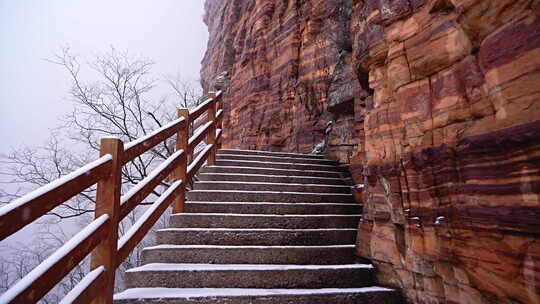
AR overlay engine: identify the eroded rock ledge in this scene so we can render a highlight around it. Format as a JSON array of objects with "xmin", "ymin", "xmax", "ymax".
[{"xmin": 201, "ymin": 0, "xmax": 540, "ymax": 303}]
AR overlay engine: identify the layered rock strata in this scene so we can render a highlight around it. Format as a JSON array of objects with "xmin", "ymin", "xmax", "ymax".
[
  {"xmin": 201, "ymin": 0, "xmax": 365, "ymax": 162},
  {"xmin": 201, "ymin": 0, "xmax": 540, "ymax": 303}
]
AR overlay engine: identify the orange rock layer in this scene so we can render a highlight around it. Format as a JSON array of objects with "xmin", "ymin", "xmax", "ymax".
[{"xmin": 201, "ymin": 0, "xmax": 540, "ymax": 303}]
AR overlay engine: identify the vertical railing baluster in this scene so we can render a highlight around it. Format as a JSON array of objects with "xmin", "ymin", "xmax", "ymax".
[
  {"xmin": 216, "ymin": 93, "xmax": 223, "ymax": 149},
  {"xmin": 207, "ymin": 92, "xmax": 217, "ymax": 165},
  {"xmin": 172, "ymin": 109, "xmax": 189, "ymax": 213},
  {"xmin": 91, "ymin": 137, "xmax": 123, "ymax": 304}
]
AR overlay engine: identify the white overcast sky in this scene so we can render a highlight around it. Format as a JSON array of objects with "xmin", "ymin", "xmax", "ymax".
[
  {"xmin": 0, "ymin": 1, "xmax": 209, "ymax": 248},
  {"xmin": 0, "ymin": 0, "xmax": 209, "ymax": 154}
]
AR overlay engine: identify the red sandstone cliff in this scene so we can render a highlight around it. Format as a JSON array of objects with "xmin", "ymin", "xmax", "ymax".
[{"xmin": 201, "ymin": 0, "xmax": 540, "ymax": 303}]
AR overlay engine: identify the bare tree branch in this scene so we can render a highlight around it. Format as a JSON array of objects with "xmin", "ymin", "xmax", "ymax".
[{"xmin": 0, "ymin": 46, "xmax": 203, "ymax": 297}]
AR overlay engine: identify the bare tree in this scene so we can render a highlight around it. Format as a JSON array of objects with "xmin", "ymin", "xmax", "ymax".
[
  {"xmin": 0, "ymin": 46, "xmax": 203, "ymax": 298},
  {"xmin": 2, "ymin": 133, "xmax": 97, "ymax": 219},
  {"xmin": 3, "ymin": 46, "xmax": 202, "ymax": 215},
  {"xmin": 166, "ymin": 73, "xmax": 204, "ymax": 109},
  {"xmin": 0, "ymin": 221, "xmax": 89, "ymax": 303}
]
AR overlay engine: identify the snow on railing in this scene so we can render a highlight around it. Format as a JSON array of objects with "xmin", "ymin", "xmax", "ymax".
[
  {"xmin": 0, "ymin": 91, "xmax": 223, "ymax": 304},
  {"xmin": 0, "ymin": 154, "xmax": 113, "ymax": 241},
  {"xmin": 119, "ymin": 149, "xmax": 186, "ymax": 220},
  {"xmin": 58, "ymin": 266, "xmax": 106, "ymax": 304},
  {"xmin": 116, "ymin": 180, "xmax": 184, "ymax": 265},
  {"xmin": 0, "ymin": 215, "xmax": 110, "ymax": 303}
]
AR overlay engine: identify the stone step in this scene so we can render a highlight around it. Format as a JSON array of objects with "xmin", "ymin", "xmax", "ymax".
[
  {"xmin": 216, "ymin": 153, "xmax": 337, "ymax": 165},
  {"xmin": 218, "ymin": 149, "xmax": 325, "ymax": 159},
  {"xmin": 142, "ymin": 245, "xmax": 359, "ymax": 265},
  {"xmin": 114, "ymin": 147, "xmax": 399, "ymax": 303},
  {"xmin": 186, "ymin": 190, "xmax": 354, "ymax": 203},
  {"xmin": 184, "ymin": 201, "xmax": 362, "ymax": 215},
  {"xmin": 200, "ymin": 165, "xmax": 343, "ymax": 178},
  {"xmin": 170, "ymin": 213, "xmax": 361, "ymax": 229},
  {"xmin": 156, "ymin": 228, "xmax": 357, "ymax": 246},
  {"xmin": 197, "ymin": 172, "xmax": 347, "ymax": 185},
  {"xmin": 125, "ymin": 263, "xmax": 375, "ymax": 289},
  {"xmin": 216, "ymin": 159, "xmax": 344, "ymax": 172},
  {"xmin": 114, "ymin": 287, "xmax": 402, "ymax": 304},
  {"xmin": 193, "ymin": 181, "xmax": 351, "ymax": 193}
]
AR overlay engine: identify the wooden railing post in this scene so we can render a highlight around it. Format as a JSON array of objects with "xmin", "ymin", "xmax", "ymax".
[
  {"xmin": 216, "ymin": 93, "xmax": 223, "ymax": 150},
  {"xmin": 172, "ymin": 109, "xmax": 189, "ymax": 213},
  {"xmin": 91, "ymin": 137, "xmax": 123, "ymax": 304},
  {"xmin": 180, "ymin": 109, "xmax": 191, "ymax": 163},
  {"xmin": 207, "ymin": 92, "xmax": 217, "ymax": 165}
]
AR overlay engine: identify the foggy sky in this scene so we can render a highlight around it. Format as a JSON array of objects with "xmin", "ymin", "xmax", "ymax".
[
  {"xmin": 0, "ymin": 1, "xmax": 209, "ymax": 248},
  {"xmin": 0, "ymin": 0, "xmax": 209, "ymax": 154}
]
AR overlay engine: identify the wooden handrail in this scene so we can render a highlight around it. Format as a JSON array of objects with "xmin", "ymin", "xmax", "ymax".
[
  {"xmin": 188, "ymin": 121, "xmax": 214, "ymax": 151},
  {"xmin": 189, "ymin": 97, "xmax": 213, "ymax": 122},
  {"xmin": 116, "ymin": 180, "xmax": 184, "ymax": 266},
  {"xmin": 0, "ymin": 91, "xmax": 223, "ymax": 304},
  {"xmin": 0, "ymin": 155, "xmax": 113, "ymax": 242},
  {"xmin": 123, "ymin": 117, "xmax": 186, "ymax": 165},
  {"xmin": 216, "ymin": 109, "xmax": 223, "ymax": 122},
  {"xmin": 187, "ymin": 143, "xmax": 214, "ymax": 180},
  {"xmin": 215, "ymin": 95, "xmax": 224, "ymax": 150},
  {"xmin": 206, "ymin": 92, "xmax": 217, "ymax": 165},
  {"xmin": 119, "ymin": 149, "xmax": 185, "ymax": 220},
  {"xmin": 59, "ymin": 266, "xmax": 107, "ymax": 304},
  {"xmin": 216, "ymin": 129, "xmax": 223, "ymax": 145},
  {"xmin": 0, "ymin": 215, "xmax": 110, "ymax": 303}
]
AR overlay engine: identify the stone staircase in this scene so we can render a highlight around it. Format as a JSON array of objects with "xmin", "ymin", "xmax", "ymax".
[{"xmin": 114, "ymin": 149, "xmax": 401, "ymax": 303}]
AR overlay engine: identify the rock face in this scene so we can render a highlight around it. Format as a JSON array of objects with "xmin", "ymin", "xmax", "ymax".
[
  {"xmin": 201, "ymin": 0, "xmax": 366, "ymax": 162},
  {"xmin": 201, "ymin": 0, "xmax": 540, "ymax": 303}
]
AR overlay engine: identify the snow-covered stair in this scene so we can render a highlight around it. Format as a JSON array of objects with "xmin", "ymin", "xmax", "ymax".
[{"xmin": 114, "ymin": 149, "xmax": 401, "ymax": 303}]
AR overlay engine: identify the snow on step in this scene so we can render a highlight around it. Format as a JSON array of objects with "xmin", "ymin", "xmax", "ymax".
[
  {"xmin": 145, "ymin": 244, "xmax": 355, "ymax": 250},
  {"xmin": 216, "ymin": 160, "xmax": 336, "ymax": 167},
  {"xmin": 114, "ymin": 286, "xmax": 394, "ymax": 300},
  {"xmin": 197, "ymin": 172, "xmax": 346, "ymax": 185},
  {"xmin": 170, "ymin": 213, "xmax": 361, "ymax": 229},
  {"xmin": 201, "ymin": 165, "xmax": 343, "ymax": 178},
  {"xmin": 205, "ymin": 166, "xmax": 336, "ymax": 172},
  {"xmin": 183, "ymin": 201, "xmax": 362, "ymax": 215},
  {"xmin": 215, "ymin": 159, "xmax": 341, "ymax": 171},
  {"xmin": 195, "ymin": 181, "xmax": 348, "ymax": 186},
  {"xmin": 124, "ymin": 263, "xmax": 376, "ymax": 289},
  {"xmin": 158, "ymin": 228, "xmax": 357, "ymax": 232},
  {"xmin": 186, "ymin": 189, "xmax": 354, "ymax": 204},
  {"xmin": 156, "ymin": 227, "xmax": 358, "ymax": 246},
  {"xmin": 187, "ymin": 190, "xmax": 353, "ymax": 195},
  {"xmin": 216, "ymin": 153, "xmax": 337, "ymax": 165},
  {"xmin": 217, "ymin": 149, "xmax": 324, "ymax": 159},
  {"xmin": 186, "ymin": 201, "xmax": 359, "ymax": 206},
  {"xmin": 127, "ymin": 263, "xmax": 373, "ymax": 272},
  {"xmin": 199, "ymin": 172, "xmax": 343, "ymax": 179},
  {"xmin": 142, "ymin": 244, "xmax": 359, "ymax": 265},
  {"xmin": 194, "ymin": 181, "xmax": 350, "ymax": 189},
  {"xmin": 173, "ymin": 213, "xmax": 361, "ymax": 217},
  {"xmin": 193, "ymin": 181, "xmax": 351, "ymax": 194}
]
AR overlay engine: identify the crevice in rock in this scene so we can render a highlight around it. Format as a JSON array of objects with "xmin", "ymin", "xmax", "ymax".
[
  {"xmin": 429, "ymin": 0, "xmax": 456, "ymax": 15},
  {"xmin": 394, "ymin": 223, "xmax": 406, "ymax": 258}
]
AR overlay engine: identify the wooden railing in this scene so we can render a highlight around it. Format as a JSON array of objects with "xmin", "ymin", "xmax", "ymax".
[{"xmin": 0, "ymin": 91, "xmax": 224, "ymax": 304}]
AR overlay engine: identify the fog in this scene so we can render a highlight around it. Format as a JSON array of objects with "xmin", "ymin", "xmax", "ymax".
[
  {"xmin": 0, "ymin": 1, "xmax": 209, "ymax": 254},
  {"xmin": 0, "ymin": 0, "xmax": 208, "ymax": 154}
]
